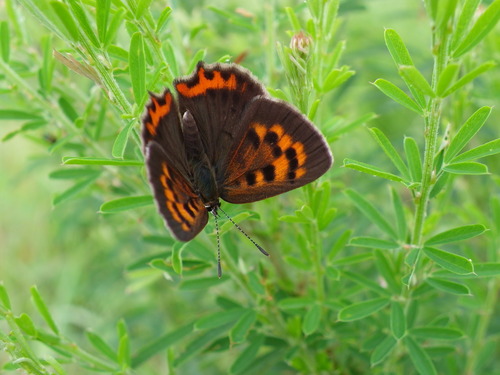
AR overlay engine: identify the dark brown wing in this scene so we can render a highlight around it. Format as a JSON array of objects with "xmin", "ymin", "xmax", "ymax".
[
  {"xmin": 174, "ymin": 61, "xmax": 266, "ymax": 178},
  {"xmin": 219, "ymin": 97, "xmax": 333, "ymax": 203},
  {"xmin": 142, "ymin": 90, "xmax": 207, "ymax": 241}
]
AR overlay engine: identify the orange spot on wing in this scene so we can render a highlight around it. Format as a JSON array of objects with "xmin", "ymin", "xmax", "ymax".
[
  {"xmin": 294, "ymin": 142, "xmax": 306, "ymax": 166},
  {"xmin": 148, "ymin": 93, "xmax": 172, "ymax": 136},
  {"xmin": 176, "ymin": 67, "xmax": 238, "ymax": 98},
  {"xmin": 252, "ymin": 123, "xmax": 267, "ymax": 140}
]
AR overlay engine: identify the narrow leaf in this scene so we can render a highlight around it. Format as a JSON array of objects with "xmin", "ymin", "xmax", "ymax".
[
  {"xmin": 444, "ymin": 107, "xmax": 492, "ymax": 163},
  {"xmin": 129, "ymin": 32, "xmax": 146, "ymax": 104},
  {"xmin": 343, "ymin": 158, "xmax": 406, "ymax": 183},
  {"xmin": 436, "ymin": 63, "xmax": 460, "ymax": 96},
  {"xmin": 49, "ymin": 168, "xmax": 100, "ymax": 180},
  {"xmin": 67, "ymin": 0, "xmax": 99, "ymax": 47},
  {"xmin": 390, "ymin": 302, "xmax": 406, "ymax": 339},
  {"xmin": 230, "ymin": 310, "xmax": 257, "ymax": 344},
  {"xmin": 344, "ymin": 189, "xmax": 398, "ymax": 239},
  {"xmin": 86, "ymin": 330, "xmax": 118, "ymax": 362},
  {"xmin": 426, "ymin": 277, "xmax": 471, "ymax": 295},
  {"xmin": 453, "ymin": 0, "xmax": 500, "ymax": 57},
  {"xmin": 62, "ymin": 157, "xmax": 143, "ymax": 166},
  {"xmin": 443, "ymin": 61, "xmax": 496, "ymax": 96},
  {"xmin": 374, "ymin": 249, "xmax": 401, "ymax": 294},
  {"xmin": 404, "ymin": 136, "xmax": 422, "ymax": 182},
  {"xmin": 131, "ymin": 323, "xmax": 193, "ymax": 367},
  {"xmin": 404, "ymin": 336, "xmax": 438, "ymax": 375},
  {"xmin": 391, "ymin": 187, "xmax": 408, "ymax": 241},
  {"xmin": 31, "ymin": 286, "xmax": 59, "ymax": 334},
  {"xmin": 384, "ymin": 29, "xmax": 414, "ymax": 65},
  {"xmin": 338, "ymin": 298, "xmax": 390, "ymax": 321},
  {"xmin": 156, "ymin": 7, "xmax": 172, "ymax": 33},
  {"xmin": 371, "ymin": 335, "xmax": 397, "ymax": 366},
  {"xmin": 230, "ymin": 335, "xmax": 265, "ymax": 374},
  {"xmin": 195, "ymin": 309, "xmax": 245, "ymax": 330},
  {"xmin": 53, "ymin": 177, "xmax": 96, "ymax": 206},
  {"xmin": 425, "ymin": 224, "xmax": 486, "ymax": 246},
  {"xmin": 410, "ymin": 327, "xmax": 464, "ymax": 340},
  {"xmin": 372, "ymin": 79, "xmax": 423, "ymax": 115},
  {"xmin": 0, "ymin": 283, "xmax": 11, "ymax": 309},
  {"xmin": 423, "ymin": 247, "xmax": 474, "ymax": 275},
  {"xmin": 399, "ymin": 65, "xmax": 435, "ymax": 97},
  {"xmin": 0, "ymin": 21, "xmax": 10, "ymax": 62},
  {"xmin": 369, "ymin": 127, "xmax": 410, "ymax": 179},
  {"xmin": 96, "ymin": 0, "xmax": 111, "ymax": 44},
  {"xmin": 451, "ymin": 138, "xmax": 500, "ymax": 162},
  {"xmin": 302, "ymin": 304, "xmax": 321, "ymax": 335},
  {"xmin": 112, "ymin": 120, "xmax": 135, "ymax": 158},
  {"xmin": 443, "ymin": 162, "xmax": 489, "ymax": 175},
  {"xmin": 50, "ymin": 1, "xmax": 79, "ymax": 41}
]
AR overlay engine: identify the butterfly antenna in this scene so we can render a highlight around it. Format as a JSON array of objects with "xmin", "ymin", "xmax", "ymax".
[
  {"xmin": 218, "ymin": 206, "xmax": 269, "ymax": 256},
  {"xmin": 211, "ymin": 210, "xmax": 222, "ymax": 278}
]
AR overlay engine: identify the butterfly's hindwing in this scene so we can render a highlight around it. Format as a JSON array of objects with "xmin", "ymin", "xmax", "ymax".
[
  {"xmin": 220, "ymin": 97, "xmax": 333, "ymax": 203},
  {"xmin": 145, "ymin": 142, "xmax": 208, "ymax": 241}
]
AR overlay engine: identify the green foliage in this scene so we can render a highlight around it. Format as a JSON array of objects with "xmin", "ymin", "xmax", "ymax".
[{"xmin": 1, "ymin": 1, "xmax": 499, "ymax": 375}]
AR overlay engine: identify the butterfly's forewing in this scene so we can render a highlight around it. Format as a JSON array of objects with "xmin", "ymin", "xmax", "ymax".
[
  {"xmin": 220, "ymin": 97, "xmax": 333, "ymax": 203},
  {"xmin": 142, "ymin": 90, "xmax": 208, "ymax": 241},
  {"xmin": 174, "ymin": 62, "xmax": 266, "ymax": 172}
]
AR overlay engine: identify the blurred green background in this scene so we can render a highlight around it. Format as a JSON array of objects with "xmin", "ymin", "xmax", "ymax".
[{"xmin": 1, "ymin": 0, "xmax": 499, "ymax": 374}]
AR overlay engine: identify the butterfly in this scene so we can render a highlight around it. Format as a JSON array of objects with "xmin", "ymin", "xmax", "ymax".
[{"xmin": 142, "ymin": 61, "xmax": 333, "ymax": 262}]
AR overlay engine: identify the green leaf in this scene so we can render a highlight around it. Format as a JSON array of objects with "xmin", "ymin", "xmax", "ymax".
[
  {"xmin": 171, "ymin": 242, "xmax": 185, "ymax": 276},
  {"xmin": 444, "ymin": 107, "xmax": 492, "ymax": 163},
  {"xmin": 404, "ymin": 336, "xmax": 438, "ymax": 375},
  {"xmin": 384, "ymin": 28, "xmax": 414, "ymax": 65},
  {"xmin": 338, "ymin": 297, "xmax": 390, "ymax": 321},
  {"xmin": 156, "ymin": 7, "xmax": 172, "ymax": 33},
  {"xmin": 390, "ymin": 302, "xmax": 406, "ymax": 339},
  {"xmin": 426, "ymin": 277, "xmax": 471, "ymax": 295},
  {"xmin": 230, "ymin": 335, "xmax": 265, "ymax": 374},
  {"xmin": 391, "ymin": 187, "xmax": 407, "ymax": 241},
  {"xmin": 15, "ymin": 313, "xmax": 37, "ymax": 336},
  {"xmin": 453, "ymin": 0, "xmax": 500, "ymax": 57},
  {"xmin": 67, "ymin": 0, "xmax": 99, "ymax": 47},
  {"xmin": 0, "ymin": 21, "xmax": 10, "ymax": 62},
  {"xmin": 31, "ymin": 286, "xmax": 59, "ymax": 334},
  {"xmin": 194, "ymin": 309, "xmax": 245, "ymax": 330},
  {"xmin": 369, "ymin": 127, "xmax": 410, "ymax": 179},
  {"xmin": 0, "ymin": 283, "xmax": 11, "ymax": 309},
  {"xmin": 423, "ymin": 247, "xmax": 474, "ymax": 275},
  {"xmin": 404, "ymin": 136, "xmax": 422, "ymax": 183},
  {"xmin": 342, "ymin": 270, "xmax": 391, "ymax": 297},
  {"xmin": 86, "ymin": 330, "xmax": 118, "ymax": 362},
  {"xmin": 343, "ymin": 158, "xmax": 406, "ymax": 183},
  {"xmin": 62, "ymin": 157, "xmax": 143, "ymax": 166},
  {"xmin": 277, "ymin": 297, "xmax": 315, "ymax": 310},
  {"xmin": 410, "ymin": 327, "xmax": 464, "ymax": 340},
  {"xmin": 230, "ymin": 310, "xmax": 257, "ymax": 344},
  {"xmin": 433, "ymin": 262, "xmax": 500, "ymax": 278},
  {"xmin": 136, "ymin": 0, "xmax": 153, "ymax": 18},
  {"xmin": 53, "ymin": 176, "xmax": 97, "ymax": 206},
  {"xmin": 436, "ymin": 63, "xmax": 460, "ymax": 96},
  {"xmin": 112, "ymin": 120, "xmax": 135, "ymax": 159},
  {"xmin": 442, "ymin": 61, "xmax": 496, "ymax": 97},
  {"xmin": 96, "ymin": 0, "xmax": 111, "ymax": 44},
  {"xmin": 451, "ymin": 138, "xmax": 500, "ymax": 162},
  {"xmin": 374, "ymin": 249, "xmax": 401, "ymax": 294},
  {"xmin": 132, "ymin": 323, "xmax": 193, "ymax": 367},
  {"xmin": 451, "ymin": 0, "xmax": 481, "ymax": 50},
  {"xmin": 399, "ymin": 65, "xmax": 435, "ymax": 97},
  {"xmin": 105, "ymin": 8, "xmax": 125, "ymax": 47},
  {"xmin": 425, "ymin": 224, "xmax": 486, "ymax": 246},
  {"xmin": 302, "ymin": 304, "xmax": 321, "ymax": 335},
  {"xmin": 349, "ymin": 237, "xmax": 399, "ymax": 249},
  {"xmin": 372, "ymin": 79, "xmax": 423, "ymax": 115},
  {"xmin": 444, "ymin": 162, "xmax": 489, "ymax": 175},
  {"xmin": 129, "ymin": 32, "xmax": 146, "ymax": 105},
  {"xmin": 50, "ymin": 1, "xmax": 79, "ymax": 41},
  {"xmin": 371, "ymin": 335, "xmax": 397, "ymax": 366},
  {"xmin": 344, "ymin": 189, "xmax": 398, "ymax": 240}
]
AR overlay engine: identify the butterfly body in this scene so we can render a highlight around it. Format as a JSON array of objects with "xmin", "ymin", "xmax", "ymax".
[{"xmin": 142, "ymin": 61, "xmax": 332, "ymax": 242}]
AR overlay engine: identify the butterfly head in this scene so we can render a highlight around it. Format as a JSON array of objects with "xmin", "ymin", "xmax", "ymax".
[{"xmin": 204, "ymin": 200, "xmax": 220, "ymax": 217}]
